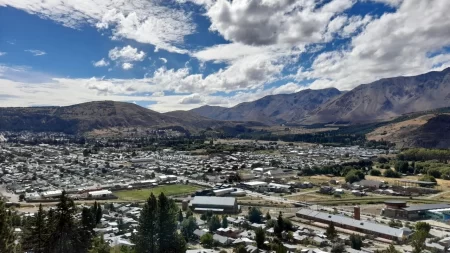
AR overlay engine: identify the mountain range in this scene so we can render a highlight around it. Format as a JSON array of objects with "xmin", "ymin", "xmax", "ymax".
[
  {"xmin": 0, "ymin": 101, "xmax": 241, "ymax": 135},
  {"xmin": 192, "ymin": 67, "xmax": 450, "ymax": 125}
]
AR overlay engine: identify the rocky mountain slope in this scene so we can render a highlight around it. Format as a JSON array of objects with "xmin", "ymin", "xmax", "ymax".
[
  {"xmin": 191, "ymin": 88, "xmax": 342, "ymax": 124},
  {"xmin": 367, "ymin": 113, "xmax": 450, "ymax": 148},
  {"xmin": 0, "ymin": 101, "xmax": 232, "ymax": 134},
  {"xmin": 304, "ymin": 67, "xmax": 450, "ymax": 124}
]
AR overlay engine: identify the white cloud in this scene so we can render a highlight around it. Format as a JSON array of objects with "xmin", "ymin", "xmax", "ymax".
[
  {"xmin": 109, "ymin": 46, "xmax": 145, "ymax": 62},
  {"xmin": 122, "ymin": 63, "xmax": 133, "ymax": 70},
  {"xmin": 159, "ymin": 58, "xmax": 168, "ymax": 64},
  {"xmin": 298, "ymin": 0, "xmax": 450, "ymax": 91},
  {"xmin": 369, "ymin": 0, "xmax": 403, "ymax": 7},
  {"xmin": 93, "ymin": 58, "xmax": 109, "ymax": 67},
  {"xmin": 152, "ymin": 91, "xmax": 165, "ymax": 97},
  {"xmin": 0, "ymin": 52, "xmax": 6, "ymax": 56},
  {"xmin": 271, "ymin": 82, "xmax": 305, "ymax": 95},
  {"xmin": 24, "ymin": 49, "xmax": 46, "ymax": 56},
  {"xmin": 179, "ymin": 93, "xmax": 203, "ymax": 104},
  {"xmin": 0, "ymin": 0, "xmax": 195, "ymax": 54},
  {"xmin": 206, "ymin": 0, "xmax": 354, "ymax": 46}
]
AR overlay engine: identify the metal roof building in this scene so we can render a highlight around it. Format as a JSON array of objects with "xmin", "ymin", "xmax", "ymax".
[
  {"xmin": 296, "ymin": 209, "xmax": 411, "ymax": 241},
  {"xmin": 190, "ymin": 196, "xmax": 239, "ymax": 214}
]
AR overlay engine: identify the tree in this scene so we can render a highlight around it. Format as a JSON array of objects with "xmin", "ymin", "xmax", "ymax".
[
  {"xmin": 95, "ymin": 202, "xmax": 102, "ymax": 225},
  {"xmin": 135, "ymin": 193, "xmax": 158, "ymax": 253},
  {"xmin": 377, "ymin": 157, "xmax": 389, "ymax": 164},
  {"xmin": 178, "ymin": 209, "xmax": 184, "ymax": 223},
  {"xmin": 411, "ymin": 229, "xmax": 427, "ymax": 253},
  {"xmin": 325, "ymin": 223, "xmax": 337, "ymax": 240},
  {"xmin": 157, "ymin": 193, "xmax": 178, "ymax": 253},
  {"xmin": 0, "ymin": 200, "xmax": 15, "ymax": 253},
  {"xmin": 186, "ymin": 208, "xmax": 193, "ymax": 218},
  {"xmin": 274, "ymin": 212, "xmax": 284, "ymax": 238},
  {"xmin": 150, "ymin": 172, "xmax": 155, "ymax": 179},
  {"xmin": 283, "ymin": 218, "xmax": 293, "ymax": 231},
  {"xmin": 47, "ymin": 191, "xmax": 87, "ymax": 253},
  {"xmin": 265, "ymin": 212, "xmax": 271, "ymax": 220},
  {"xmin": 286, "ymin": 231, "xmax": 294, "ymax": 242},
  {"xmin": 222, "ymin": 215, "xmax": 228, "ymax": 228},
  {"xmin": 331, "ymin": 243, "xmax": 345, "ymax": 253},
  {"xmin": 200, "ymin": 233, "xmax": 214, "ymax": 248},
  {"xmin": 234, "ymin": 245, "xmax": 248, "ymax": 253},
  {"xmin": 209, "ymin": 215, "xmax": 221, "ymax": 232},
  {"xmin": 200, "ymin": 213, "xmax": 207, "ymax": 221},
  {"xmin": 255, "ymin": 227, "xmax": 265, "ymax": 249},
  {"xmin": 248, "ymin": 207, "xmax": 262, "ymax": 223},
  {"xmin": 173, "ymin": 233, "xmax": 187, "ymax": 253},
  {"xmin": 350, "ymin": 234, "xmax": 363, "ymax": 250},
  {"xmin": 384, "ymin": 169, "xmax": 402, "ymax": 178},
  {"xmin": 345, "ymin": 169, "xmax": 365, "ymax": 183},
  {"xmin": 383, "ymin": 244, "xmax": 401, "ymax": 253},
  {"xmin": 395, "ymin": 161, "xmax": 409, "ymax": 174},
  {"xmin": 181, "ymin": 216, "xmax": 198, "ymax": 242},
  {"xmin": 370, "ymin": 169, "xmax": 382, "ymax": 176},
  {"xmin": 419, "ymin": 175, "xmax": 437, "ymax": 185},
  {"xmin": 89, "ymin": 236, "xmax": 111, "ymax": 253},
  {"xmin": 415, "ymin": 222, "xmax": 431, "ymax": 233}
]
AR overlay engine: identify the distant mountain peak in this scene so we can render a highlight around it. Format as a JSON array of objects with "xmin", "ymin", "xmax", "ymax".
[{"xmin": 191, "ymin": 88, "xmax": 342, "ymax": 124}]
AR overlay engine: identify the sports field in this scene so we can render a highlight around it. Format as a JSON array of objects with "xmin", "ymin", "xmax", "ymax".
[{"xmin": 114, "ymin": 184, "xmax": 202, "ymax": 201}]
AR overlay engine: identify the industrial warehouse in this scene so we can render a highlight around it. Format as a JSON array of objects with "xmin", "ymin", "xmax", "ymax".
[
  {"xmin": 381, "ymin": 201, "xmax": 450, "ymax": 221},
  {"xmin": 189, "ymin": 196, "xmax": 239, "ymax": 214},
  {"xmin": 296, "ymin": 208, "xmax": 412, "ymax": 242}
]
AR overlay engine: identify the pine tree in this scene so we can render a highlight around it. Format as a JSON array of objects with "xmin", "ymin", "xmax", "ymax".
[
  {"xmin": 157, "ymin": 193, "xmax": 178, "ymax": 253},
  {"xmin": 222, "ymin": 215, "xmax": 228, "ymax": 228},
  {"xmin": 255, "ymin": 227, "xmax": 265, "ymax": 249},
  {"xmin": 326, "ymin": 222, "xmax": 337, "ymax": 240},
  {"xmin": 178, "ymin": 209, "xmax": 184, "ymax": 223},
  {"xmin": 208, "ymin": 215, "xmax": 221, "ymax": 232},
  {"xmin": 135, "ymin": 193, "xmax": 159, "ymax": 253},
  {"xmin": 23, "ymin": 204, "xmax": 47, "ymax": 253},
  {"xmin": 95, "ymin": 203, "xmax": 102, "ymax": 225},
  {"xmin": 0, "ymin": 200, "xmax": 16, "ymax": 253},
  {"xmin": 47, "ymin": 191, "xmax": 84, "ymax": 253}
]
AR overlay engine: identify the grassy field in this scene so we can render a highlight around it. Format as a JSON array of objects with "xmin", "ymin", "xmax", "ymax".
[{"xmin": 114, "ymin": 185, "xmax": 203, "ymax": 201}]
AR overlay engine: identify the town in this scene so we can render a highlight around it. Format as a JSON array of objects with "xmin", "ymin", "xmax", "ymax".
[{"xmin": 2, "ymin": 132, "xmax": 450, "ymax": 253}]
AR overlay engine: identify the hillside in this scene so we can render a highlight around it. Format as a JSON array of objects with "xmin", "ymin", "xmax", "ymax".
[
  {"xmin": 304, "ymin": 67, "xmax": 450, "ymax": 124},
  {"xmin": 367, "ymin": 113, "xmax": 450, "ymax": 148},
  {"xmin": 191, "ymin": 88, "xmax": 341, "ymax": 124},
  {"xmin": 0, "ymin": 101, "xmax": 232, "ymax": 134}
]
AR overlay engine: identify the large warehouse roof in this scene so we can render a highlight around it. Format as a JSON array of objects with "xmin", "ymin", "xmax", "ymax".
[
  {"xmin": 403, "ymin": 204, "xmax": 450, "ymax": 212},
  {"xmin": 191, "ymin": 196, "xmax": 236, "ymax": 207},
  {"xmin": 297, "ymin": 209, "xmax": 410, "ymax": 239}
]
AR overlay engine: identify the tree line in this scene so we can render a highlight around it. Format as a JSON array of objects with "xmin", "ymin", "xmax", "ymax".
[{"xmin": 0, "ymin": 191, "xmax": 188, "ymax": 253}]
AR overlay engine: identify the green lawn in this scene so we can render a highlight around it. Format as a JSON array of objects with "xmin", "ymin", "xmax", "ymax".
[{"xmin": 114, "ymin": 184, "xmax": 203, "ymax": 201}]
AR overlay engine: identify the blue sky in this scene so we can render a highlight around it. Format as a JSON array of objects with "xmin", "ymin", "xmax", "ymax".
[{"xmin": 1, "ymin": 0, "xmax": 450, "ymax": 111}]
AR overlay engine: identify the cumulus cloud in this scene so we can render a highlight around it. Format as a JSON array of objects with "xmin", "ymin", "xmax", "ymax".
[
  {"xmin": 298, "ymin": 0, "xmax": 450, "ymax": 90},
  {"xmin": 179, "ymin": 93, "xmax": 204, "ymax": 104},
  {"xmin": 0, "ymin": 0, "xmax": 195, "ymax": 53},
  {"xmin": 152, "ymin": 91, "xmax": 165, "ymax": 97},
  {"xmin": 24, "ymin": 49, "xmax": 46, "ymax": 56},
  {"xmin": 109, "ymin": 46, "xmax": 145, "ymax": 62},
  {"xmin": 206, "ymin": 0, "xmax": 354, "ymax": 46},
  {"xmin": 93, "ymin": 58, "xmax": 109, "ymax": 67},
  {"xmin": 122, "ymin": 63, "xmax": 133, "ymax": 70},
  {"xmin": 159, "ymin": 58, "xmax": 168, "ymax": 64}
]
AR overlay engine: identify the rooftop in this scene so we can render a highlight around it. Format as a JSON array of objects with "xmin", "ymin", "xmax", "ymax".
[
  {"xmin": 296, "ymin": 209, "xmax": 410, "ymax": 238},
  {"xmin": 191, "ymin": 196, "xmax": 236, "ymax": 207},
  {"xmin": 403, "ymin": 204, "xmax": 450, "ymax": 212}
]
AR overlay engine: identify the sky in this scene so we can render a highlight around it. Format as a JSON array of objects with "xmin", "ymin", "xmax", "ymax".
[{"xmin": 1, "ymin": 0, "xmax": 450, "ymax": 112}]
